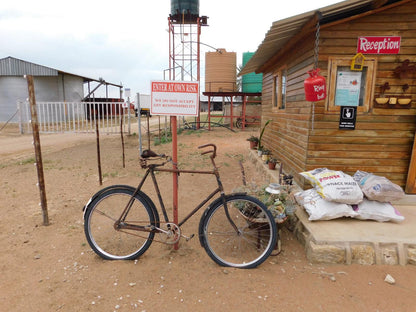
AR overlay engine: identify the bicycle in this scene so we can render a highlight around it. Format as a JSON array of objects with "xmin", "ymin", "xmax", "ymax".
[
  {"xmin": 83, "ymin": 144, "xmax": 277, "ymax": 268},
  {"xmin": 235, "ymin": 115, "xmax": 260, "ymax": 129}
]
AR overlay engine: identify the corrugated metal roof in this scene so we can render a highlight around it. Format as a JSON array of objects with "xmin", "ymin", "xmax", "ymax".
[
  {"xmin": 0, "ymin": 56, "xmax": 58, "ymax": 76},
  {"xmin": 239, "ymin": 0, "xmax": 400, "ymax": 75},
  {"xmin": 0, "ymin": 56, "xmax": 123, "ymax": 88}
]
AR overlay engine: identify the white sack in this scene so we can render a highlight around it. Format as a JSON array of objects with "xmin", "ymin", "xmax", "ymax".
[
  {"xmin": 300, "ymin": 168, "xmax": 363, "ymax": 205},
  {"xmin": 352, "ymin": 199, "xmax": 405, "ymax": 222},
  {"xmin": 295, "ymin": 189, "xmax": 358, "ymax": 221},
  {"xmin": 353, "ymin": 170, "xmax": 405, "ymax": 203}
]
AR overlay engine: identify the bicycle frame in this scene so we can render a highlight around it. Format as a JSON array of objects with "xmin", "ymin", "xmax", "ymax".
[{"xmin": 116, "ymin": 147, "xmax": 237, "ymax": 234}]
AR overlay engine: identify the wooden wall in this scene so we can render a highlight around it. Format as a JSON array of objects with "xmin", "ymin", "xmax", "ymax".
[{"xmin": 259, "ymin": 1, "xmax": 416, "ymax": 189}]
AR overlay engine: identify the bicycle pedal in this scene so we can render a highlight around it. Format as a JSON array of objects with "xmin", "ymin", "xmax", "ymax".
[{"xmin": 182, "ymin": 234, "xmax": 195, "ymax": 241}]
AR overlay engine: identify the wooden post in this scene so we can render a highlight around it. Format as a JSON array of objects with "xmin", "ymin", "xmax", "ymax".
[
  {"xmin": 26, "ymin": 75, "xmax": 49, "ymax": 226},
  {"xmin": 120, "ymin": 105, "xmax": 125, "ymax": 168},
  {"xmin": 95, "ymin": 110, "xmax": 103, "ymax": 185}
]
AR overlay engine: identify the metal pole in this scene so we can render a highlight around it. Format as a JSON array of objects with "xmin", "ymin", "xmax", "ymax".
[
  {"xmin": 26, "ymin": 75, "xmax": 49, "ymax": 226},
  {"xmin": 120, "ymin": 105, "xmax": 125, "ymax": 168},
  {"xmin": 171, "ymin": 115, "xmax": 179, "ymax": 250},
  {"xmin": 137, "ymin": 93, "xmax": 142, "ymax": 156}
]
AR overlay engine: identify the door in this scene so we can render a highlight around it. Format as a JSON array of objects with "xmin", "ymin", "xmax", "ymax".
[{"xmin": 405, "ymin": 131, "xmax": 416, "ymax": 194}]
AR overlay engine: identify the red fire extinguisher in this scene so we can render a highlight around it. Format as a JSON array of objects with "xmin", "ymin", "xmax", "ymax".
[{"xmin": 304, "ymin": 68, "xmax": 326, "ymax": 102}]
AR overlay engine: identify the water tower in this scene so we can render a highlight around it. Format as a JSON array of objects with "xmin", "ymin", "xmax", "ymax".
[{"xmin": 168, "ymin": 0, "xmax": 208, "ymax": 82}]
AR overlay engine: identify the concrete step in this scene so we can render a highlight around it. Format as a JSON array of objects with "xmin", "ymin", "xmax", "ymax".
[{"xmin": 248, "ymin": 148, "xmax": 416, "ymax": 265}]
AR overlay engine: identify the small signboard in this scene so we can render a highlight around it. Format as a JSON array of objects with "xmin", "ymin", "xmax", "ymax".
[
  {"xmin": 357, "ymin": 36, "xmax": 401, "ymax": 54},
  {"xmin": 339, "ymin": 106, "xmax": 357, "ymax": 130},
  {"xmin": 335, "ymin": 71, "xmax": 362, "ymax": 107},
  {"xmin": 151, "ymin": 81, "xmax": 199, "ymax": 116}
]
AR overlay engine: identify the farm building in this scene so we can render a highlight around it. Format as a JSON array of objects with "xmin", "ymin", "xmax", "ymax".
[
  {"xmin": 240, "ymin": 0, "xmax": 416, "ymax": 194},
  {"xmin": 0, "ymin": 56, "xmax": 122, "ymax": 123}
]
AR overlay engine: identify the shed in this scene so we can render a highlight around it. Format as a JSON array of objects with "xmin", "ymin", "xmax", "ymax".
[
  {"xmin": 0, "ymin": 56, "xmax": 122, "ymax": 123},
  {"xmin": 240, "ymin": 0, "xmax": 416, "ymax": 194}
]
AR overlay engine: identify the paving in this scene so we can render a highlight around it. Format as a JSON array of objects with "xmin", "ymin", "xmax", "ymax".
[{"xmin": 248, "ymin": 149, "xmax": 416, "ymax": 266}]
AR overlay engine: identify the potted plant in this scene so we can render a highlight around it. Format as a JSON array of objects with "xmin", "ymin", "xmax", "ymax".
[
  {"xmin": 268, "ymin": 157, "xmax": 278, "ymax": 170},
  {"xmin": 261, "ymin": 149, "xmax": 271, "ymax": 163},
  {"xmin": 257, "ymin": 119, "xmax": 272, "ymax": 152},
  {"xmin": 247, "ymin": 135, "xmax": 259, "ymax": 149}
]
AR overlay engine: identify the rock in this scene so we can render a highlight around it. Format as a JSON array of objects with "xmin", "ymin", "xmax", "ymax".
[{"xmin": 384, "ymin": 274, "xmax": 395, "ymax": 285}]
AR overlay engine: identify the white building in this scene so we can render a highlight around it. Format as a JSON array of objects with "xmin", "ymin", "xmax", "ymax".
[{"xmin": 0, "ymin": 56, "xmax": 122, "ymax": 123}]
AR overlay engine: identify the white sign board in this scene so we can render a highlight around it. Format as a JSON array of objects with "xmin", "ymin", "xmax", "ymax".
[
  {"xmin": 151, "ymin": 81, "xmax": 199, "ymax": 116},
  {"xmin": 335, "ymin": 71, "xmax": 362, "ymax": 107}
]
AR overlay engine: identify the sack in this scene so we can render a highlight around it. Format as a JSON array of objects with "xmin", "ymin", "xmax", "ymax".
[
  {"xmin": 300, "ymin": 168, "xmax": 363, "ymax": 204},
  {"xmin": 352, "ymin": 199, "xmax": 405, "ymax": 222},
  {"xmin": 295, "ymin": 189, "xmax": 358, "ymax": 221},
  {"xmin": 353, "ymin": 170, "xmax": 405, "ymax": 202}
]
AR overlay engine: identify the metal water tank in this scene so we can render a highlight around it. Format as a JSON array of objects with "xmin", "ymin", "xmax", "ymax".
[
  {"xmin": 205, "ymin": 49, "xmax": 237, "ymax": 93},
  {"xmin": 171, "ymin": 0, "xmax": 199, "ymax": 17},
  {"xmin": 242, "ymin": 52, "xmax": 263, "ymax": 93}
]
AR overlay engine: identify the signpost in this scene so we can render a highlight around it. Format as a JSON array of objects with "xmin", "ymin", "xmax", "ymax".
[{"xmin": 150, "ymin": 81, "xmax": 199, "ymax": 248}]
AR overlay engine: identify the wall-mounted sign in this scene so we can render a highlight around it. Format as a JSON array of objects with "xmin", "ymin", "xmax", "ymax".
[
  {"xmin": 339, "ymin": 106, "xmax": 357, "ymax": 130},
  {"xmin": 335, "ymin": 71, "xmax": 362, "ymax": 107},
  {"xmin": 151, "ymin": 81, "xmax": 199, "ymax": 116},
  {"xmin": 357, "ymin": 36, "xmax": 401, "ymax": 54}
]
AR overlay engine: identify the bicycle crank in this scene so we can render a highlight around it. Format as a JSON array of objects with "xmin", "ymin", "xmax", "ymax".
[{"xmin": 158, "ymin": 223, "xmax": 181, "ymax": 245}]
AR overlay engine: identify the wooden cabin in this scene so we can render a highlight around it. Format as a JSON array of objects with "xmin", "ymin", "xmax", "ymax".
[{"xmin": 240, "ymin": 0, "xmax": 416, "ymax": 194}]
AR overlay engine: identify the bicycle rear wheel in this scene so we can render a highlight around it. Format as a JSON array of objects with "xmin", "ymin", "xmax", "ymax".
[
  {"xmin": 199, "ymin": 194, "xmax": 277, "ymax": 269},
  {"xmin": 84, "ymin": 186, "xmax": 158, "ymax": 260}
]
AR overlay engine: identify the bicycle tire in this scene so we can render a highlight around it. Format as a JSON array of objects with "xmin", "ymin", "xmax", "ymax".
[
  {"xmin": 199, "ymin": 194, "xmax": 277, "ymax": 269},
  {"xmin": 235, "ymin": 118, "xmax": 243, "ymax": 129},
  {"xmin": 84, "ymin": 186, "xmax": 158, "ymax": 260}
]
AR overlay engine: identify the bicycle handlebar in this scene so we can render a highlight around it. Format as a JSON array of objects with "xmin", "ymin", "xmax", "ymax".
[{"xmin": 198, "ymin": 143, "xmax": 216, "ymax": 159}]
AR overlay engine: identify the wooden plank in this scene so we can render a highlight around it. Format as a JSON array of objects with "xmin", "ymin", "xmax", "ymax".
[
  {"xmin": 405, "ymin": 131, "xmax": 416, "ymax": 193},
  {"xmin": 307, "ymin": 150, "xmax": 410, "ymax": 159},
  {"xmin": 308, "ymin": 143, "xmax": 411, "ymax": 152}
]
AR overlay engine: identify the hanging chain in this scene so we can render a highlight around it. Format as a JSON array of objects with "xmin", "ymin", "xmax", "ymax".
[
  {"xmin": 311, "ymin": 20, "xmax": 320, "ymax": 132},
  {"xmin": 314, "ymin": 21, "xmax": 320, "ymax": 70}
]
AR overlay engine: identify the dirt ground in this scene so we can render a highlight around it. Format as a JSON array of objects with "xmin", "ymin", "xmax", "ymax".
[{"xmin": 1, "ymin": 125, "xmax": 416, "ymax": 312}]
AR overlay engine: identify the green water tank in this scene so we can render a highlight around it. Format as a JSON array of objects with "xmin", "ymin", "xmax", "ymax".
[
  {"xmin": 242, "ymin": 52, "xmax": 263, "ymax": 93},
  {"xmin": 171, "ymin": 0, "xmax": 199, "ymax": 17}
]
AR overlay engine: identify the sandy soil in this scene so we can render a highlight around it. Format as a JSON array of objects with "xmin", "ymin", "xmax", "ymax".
[{"xmin": 1, "ymin": 125, "xmax": 416, "ymax": 312}]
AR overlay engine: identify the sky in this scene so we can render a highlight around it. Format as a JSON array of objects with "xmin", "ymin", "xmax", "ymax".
[{"xmin": 0, "ymin": 0, "xmax": 340, "ymax": 98}]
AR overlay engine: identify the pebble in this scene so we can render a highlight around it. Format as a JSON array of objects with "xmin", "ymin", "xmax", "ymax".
[{"xmin": 384, "ymin": 274, "xmax": 395, "ymax": 285}]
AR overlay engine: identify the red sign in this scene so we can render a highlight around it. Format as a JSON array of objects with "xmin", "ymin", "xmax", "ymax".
[
  {"xmin": 151, "ymin": 81, "xmax": 199, "ymax": 116},
  {"xmin": 357, "ymin": 36, "xmax": 401, "ymax": 54}
]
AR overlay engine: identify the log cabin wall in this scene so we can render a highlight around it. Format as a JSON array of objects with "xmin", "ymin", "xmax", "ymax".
[{"xmin": 260, "ymin": 1, "xmax": 416, "ymax": 189}]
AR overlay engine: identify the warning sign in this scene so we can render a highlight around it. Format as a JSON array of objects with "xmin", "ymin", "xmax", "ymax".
[
  {"xmin": 339, "ymin": 106, "xmax": 357, "ymax": 130},
  {"xmin": 151, "ymin": 81, "xmax": 199, "ymax": 116}
]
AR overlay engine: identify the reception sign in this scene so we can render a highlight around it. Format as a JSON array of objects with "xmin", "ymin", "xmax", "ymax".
[
  {"xmin": 151, "ymin": 81, "xmax": 199, "ymax": 116},
  {"xmin": 357, "ymin": 36, "xmax": 401, "ymax": 54}
]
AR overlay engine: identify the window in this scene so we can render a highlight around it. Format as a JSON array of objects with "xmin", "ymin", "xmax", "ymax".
[
  {"xmin": 272, "ymin": 67, "xmax": 287, "ymax": 110},
  {"xmin": 327, "ymin": 57, "xmax": 376, "ymax": 113}
]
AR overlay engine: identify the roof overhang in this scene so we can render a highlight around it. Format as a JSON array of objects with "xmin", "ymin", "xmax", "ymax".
[{"xmin": 239, "ymin": 0, "xmax": 408, "ymax": 76}]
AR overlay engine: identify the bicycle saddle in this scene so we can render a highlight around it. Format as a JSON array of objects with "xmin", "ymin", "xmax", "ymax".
[{"xmin": 141, "ymin": 149, "xmax": 159, "ymax": 158}]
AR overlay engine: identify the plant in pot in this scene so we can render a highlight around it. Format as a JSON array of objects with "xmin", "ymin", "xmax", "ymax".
[
  {"xmin": 268, "ymin": 157, "xmax": 278, "ymax": 170},
  {"xmin": 261, "ymin": 149, "xmax": 271, "ymax": 163},
  {"xmin": 257, "ymin": 119, "xmax": 271, "ymax": 152},
  {"xmin": 247, "ymin": 135, "xmax": 259, "ymax": 149}
]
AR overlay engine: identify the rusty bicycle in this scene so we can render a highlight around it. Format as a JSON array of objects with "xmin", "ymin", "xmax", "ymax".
[{"xmin": 83, "ymin": 144, "xmax": 277, "ymax": 268}]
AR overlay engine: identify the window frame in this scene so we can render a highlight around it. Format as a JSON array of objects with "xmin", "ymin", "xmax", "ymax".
[
  {"xmin": 326, "ymin": 57, "xmax": 377, "ymax": 113},
  {"xmin": 272, "ymin": 66, "xmax": 287, "ymax": 111}
]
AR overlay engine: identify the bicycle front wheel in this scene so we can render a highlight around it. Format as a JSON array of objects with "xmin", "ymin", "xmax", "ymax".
[
  {"xmin": 84, "ymin": 186, "xmax": 157, "ymax": 260},
  {"xmin": 199, "ymin": 194, "xmax": 277, "ymax": 269}
]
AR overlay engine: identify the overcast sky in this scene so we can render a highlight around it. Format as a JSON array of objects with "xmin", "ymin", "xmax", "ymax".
[{"xmin": 0, "ymin": 0, "xmax": 339, "ymax": 98}]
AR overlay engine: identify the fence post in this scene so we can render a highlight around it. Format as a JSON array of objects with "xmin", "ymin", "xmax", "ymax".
[{"xmin": 26, "ymin": 75, "xmax": 49, "ymax": 226}]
